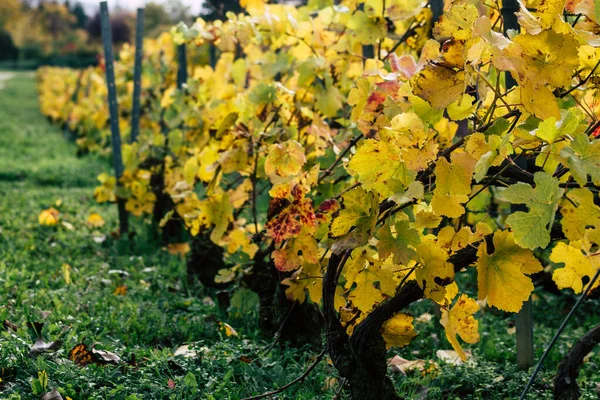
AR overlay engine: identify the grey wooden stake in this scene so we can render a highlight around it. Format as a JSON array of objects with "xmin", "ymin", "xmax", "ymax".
[
  {"xmin": 430, "ymin": 0, "xmax": 444, "ymax": 28},
  {"xmin": 362, "ymin": 44, "xmax": 375, "ymax": 60},
  {"xmin": 502, "ymin": 0, "xmax": 534, "ymax": 369},
  {"xmin": 130, "ymin": 7, "xmax": 144, "ymax": 143},
  {"xmin": 177, "ymin": 44, "xmax": 187, "ymax": 89},
  {"xmin": 100, "ymin": 1, "xmax": 129, "ymax": 235},
  {"xmin": 209, "ymin": 43, "xmax": 217, "ymax": 69},
  {"xmin": 502, "ymin": 0, "xmax": 520, "ymax": 89}
]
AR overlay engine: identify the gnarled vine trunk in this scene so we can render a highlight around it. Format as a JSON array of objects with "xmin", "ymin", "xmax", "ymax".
[
  {"xmin": 186, "ymin": 234, "xmax": 226, "ymax": 288},
  {"xmin": 323, "ymin": 247, "xmax": 480, "ymax": 399},
  {"xmin": 245, "ymin": 254, "xmax": 323, "ymax": 346},
  {"xmin": 554, "ymin": 323, "xmax": 600, "ymax": 400}
]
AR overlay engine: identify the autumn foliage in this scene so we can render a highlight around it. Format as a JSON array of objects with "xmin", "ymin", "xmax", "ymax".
[{"xmin": 38, "ymin": 0, "xmax": 600, "ymax": 397}]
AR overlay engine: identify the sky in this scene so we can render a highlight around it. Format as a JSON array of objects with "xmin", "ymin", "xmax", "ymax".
[{"xmin": 67, "ymin": 0, "xmax": 204, "ymax": 15}]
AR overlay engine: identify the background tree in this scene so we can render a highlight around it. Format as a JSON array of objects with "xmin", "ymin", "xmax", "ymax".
[
  {"xmin": 70, "ymin": 2, "xmax": 88, "ymax": 30},
  {"xmin": 87, "ymin": 10, "xmax": 132, "ymax": 45},
  {"xmin": 200, "ymin": 0, "xmax": 243, "ymax": 21}
]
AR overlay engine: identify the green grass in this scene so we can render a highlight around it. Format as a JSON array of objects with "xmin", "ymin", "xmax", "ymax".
[{"xmin": 0, "ymin": 72, "xmax": 599, "ymax": 399}]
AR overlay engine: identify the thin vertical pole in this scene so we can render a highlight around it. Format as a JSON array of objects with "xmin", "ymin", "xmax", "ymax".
[
  {"xmin": 362, "ymin": 44, "xmax": 375, "ymax": 60},
  {"xmin": 130, "ymin": 7, "xmax": 144, "ymax": 143},
  {"xmin": 209, "ymin": 43, "xmax": 217, "ymax": 69},
  {"xmin": 502, "ymin": 0, "xmax": 533, "ymax": 369},
  {"xmin": 100, "ymin": 1, "xmax": 129, "ymax": 235},
  {"xmin": 430, "ymin": 0, "xmax": 444, "ymax": 28},
  {"xmin": 502, "ymin": 0, "xmax": 520, "ymax": 90},
  {"xmin": 359, "ymin": 2, "xmax": 375, "ymax": 61},
  {"xmin": 177, "ymin": 44, "xmax": 187, "ymax": 89}
]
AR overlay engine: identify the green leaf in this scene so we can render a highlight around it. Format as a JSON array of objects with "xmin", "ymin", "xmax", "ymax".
[
  {"xmin": 503, "ymin": 172, "xmax": 563, "ymax": 249},
  {"xmin": 184, "ymin": 372, "xmax": 198, "ymax": 389},
  {"xmin": 560, "ymin": 133, "xmax": 600, "ymax": 186}
]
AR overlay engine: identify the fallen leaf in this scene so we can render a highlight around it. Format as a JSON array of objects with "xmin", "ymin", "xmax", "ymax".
[
  {"xmin": 92, "ymin": 348, "xmax": 121, "ymax": 364},
  {"xmin": 166, "ymin": 243, "xmax": 191, "ymax": 257},
  {"xmin": 87, "ymin": 213, "xmax": 105, "ymax": 227},
  {"xmin": 29, "ymin": 337, "xmax": 62, "ymax": 357},
  {"xmin": 68, "ymin": 343, "xmax": 95, "ymax": 366},
  {"xmin": 202, "ymin": 297, "xmax": 216, "ymax": 307},
  {"xmin": 113, "ymin": 285, "xmax": 127, "ymax": 296},
  {"xmin": 388, "ymin": 355, "xmax": 435, "ymax": 375},
  {"xmin": 3, "ymin": 319, "xmax": 18, "ymax": 331},
  {"xmin": 167, "ymin": 379, "xmax": 176, "ymax": 389},
  {"xmin": 68, "ymin": 343, "xmax": 121, "ymax": 366},
  {"xmin": 92, "ymin": 233, "xmax": 106, "ymax": 243},
  {"xmin": 219, "ymin": 322, "xmax": 238, "ymax": 337},
  {"xmin": 323, "ymin": 377, "xmax": 338, "ymax": 390},
  {"xmin": 62, "ymin": 263, "xmax": 71, "ymax": 285},
  {"xmin": 174, "ymin": 344, "xmax": 197, "ymax": 358},
  {"xmin": 41, "ymin": 389, "xmax": 63, "ymax": 400},
  {"xmin": 61, "ymin": 221, "xmax": 75, "ymax": 231},
  {"xmin": 415, "ymin": 313, "xmax": 433, "ymax": 323},
  {"xmin": 436, "ymin": 349, "xmax": 471, "ymax": 365},
  {"xmin": 39, "ymin": 208, "xmax": 60, "ymax": 226}
]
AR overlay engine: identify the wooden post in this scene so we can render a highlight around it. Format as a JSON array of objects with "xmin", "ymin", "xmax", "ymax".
[
  {"xmin": 209, "ymin": 43, "xmax": 217, "ymax": 69},
  {"xmin": 502, "ymin": 0, "xmax": 534, "ymax": 369},
  {"xmin": 430, "ymin": 0, "xmax": 444, "ymax": 28},
  {"xmin": 502, "ymin": 0, "xmax": 520, "ymax": 89},
  {"xmin": 100, "ymin": 1, "xmax": 129, "ymax": 235},
  {"xmin": 177, "ymin": 44, "xmax": 187, "ymax": 89},
  {"xmin": 362, "ymin": 44, "xmax": 375, "ymax": 60},
  {"xmin": 516, "ymin": 297, "xmax": 534, "ymax": 368},
  {"xmin": 130, "ymin": 7, "xmax": 144, "ymax": 143}
]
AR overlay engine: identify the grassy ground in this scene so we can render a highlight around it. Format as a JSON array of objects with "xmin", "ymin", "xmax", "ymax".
[{"xmin": 0, "ymin": 73, "xmax": 599, "ymax": 399}]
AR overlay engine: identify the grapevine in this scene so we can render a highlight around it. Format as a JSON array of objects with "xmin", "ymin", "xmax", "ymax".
[{"xmin": 37, "ymin": 0, "xmax": 600, "ymax": 398}]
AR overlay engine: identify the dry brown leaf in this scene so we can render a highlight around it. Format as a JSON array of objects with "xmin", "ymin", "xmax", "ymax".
[{"xmin": 436, "ymin": 349, "xmax": 471, "ymax": 365}]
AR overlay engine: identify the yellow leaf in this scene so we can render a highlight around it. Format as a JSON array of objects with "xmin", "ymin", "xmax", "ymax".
[
  {"xmin": 377, "ymin": 218, "xmax": 420, "ymax": 265},
  {"xmin": 561, "ymin": 188, "xmax": 600, "ymax": 244},
  {"xmin": 39, "ymin": 208, "xmax": 60, "ymax": 226},
  {"xmin": 416, "ymin": 239, "xmax": 455, "ymax": 304},
  {"xmin": 347, "ymin": 139, "xmax": 414, "ymax": 198},
  {"xmin": 272, "ymin": 228, "xmax": 319, "ymax": 272},
  {"xmin": 550, "ymin": 242, "xmax": 600, "ymax": 294},
  {"xmin": 87, "ymin": 213, "xmax": 105, "ymax": 227},
  {"xmin": 447, "ymin": 94, "xmax": 477, "ymax": 121},
  {"xmin": 225, "ymin": 228, "xmax": 259, "ymax": 259},
  {"xmin": 433, "ymin": 4, "xmax": 479, "ymax": 41},
  {"xmin": 62, "ymin": 263, "xmax": 71, "ymax": 285},
  {"xmin": 431, "ymin": 153, "xmax": 476, "ymax": 218},
  {"xmin": 476, "ymin": 230, "xmax": 543, "ymax": 312},
  {"xmin": 167, "ymin": 243, "xmax": 191, "ymax": 257},
  {"xmin": 348, "ymin": 267, "xmax": 397, "ymax": 313},
  {"xmin": 183, "ymin": 156, "xmax": 199, "ymax": 185},
  {"xmin": 160, "ymin": 87, "xmax": 176, "ymax": 108},
  {"xmin": 329, "ymin": 187, "xmax": 379, "ymax": 253},
  {"xmin": 264, "ymin": 140, "xmax": 306, "ymax": 180},
  {"xmin": 516, "ymin": 0, "xmax": 567, "ymax": 34},
  {"xmin": 520, "ymin": 82, "xmax": 560, "ymax": 120},
  {"xmin": 114, "ymin": 285, "xmax": 128, "ymax": 296},
  {"xmin": 381, "ymin": 313, "xmax": 418, "ymax": 349},
  {"xmin": 282, "ymin": 262, "xmax": 323, "ymax": 304},
  {"xmin": 240, "ymin": 0, "xmax": 266, "ymax": 12},
  {"xmin": 411, "ymin": 65, "xmax": 465, "ymax": 109},
  {"xmin": 440, "ymin": 294, "xmax": 480, "ymax": 361},
  {"xmin": 347, "ymin": 10, "xmax": 387, "ymax": 45},
  {"xmin": 94, "ymin": 173, "xmax": 117, "ymax": 203},
  {"xmin": 219, "ymin": 322, "xmax": 238, "ymax": 337}
]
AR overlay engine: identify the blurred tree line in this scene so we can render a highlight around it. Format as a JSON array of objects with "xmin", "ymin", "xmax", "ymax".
[{"xmin": 0, "ymin": 0, "xmax": 304, "ymax": 69}]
